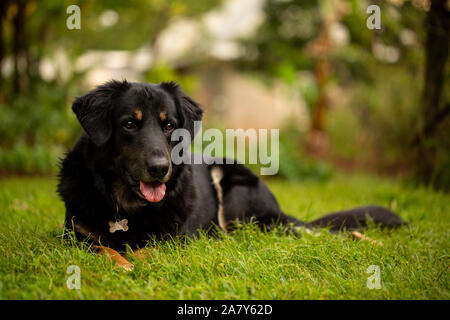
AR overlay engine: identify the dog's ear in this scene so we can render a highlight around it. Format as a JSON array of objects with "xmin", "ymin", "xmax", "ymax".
[
  {"xmin": 161, "ymin": 81, "xmax": 203, "ymax": 138},
  {"xmin": 72, "ymin": 80, "xmax": 130, "ymax": 146}
]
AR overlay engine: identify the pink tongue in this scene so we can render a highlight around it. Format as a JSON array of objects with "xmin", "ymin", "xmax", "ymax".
[{"xmin": 139, "ymin": 182, "xmax": 166, "ymax": 202}]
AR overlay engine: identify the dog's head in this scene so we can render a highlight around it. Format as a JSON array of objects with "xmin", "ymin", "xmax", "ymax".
[{"xmin": 72, "ymin": 80, "xmax": 202, "ymax": 210}]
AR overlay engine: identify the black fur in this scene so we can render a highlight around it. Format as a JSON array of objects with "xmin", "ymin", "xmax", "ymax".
[{"xmin": 58, "ymin": 80, "xmax": 406, "ymax": 251}]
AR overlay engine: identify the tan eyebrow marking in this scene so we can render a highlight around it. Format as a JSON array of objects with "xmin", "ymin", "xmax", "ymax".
[
  {"xmin": 159, "ymin": 111, "xmax": 167, "ymax": 121},
  {"xmin": 134, "ymin": 110, "xmax": 143, "ymax": 121}
]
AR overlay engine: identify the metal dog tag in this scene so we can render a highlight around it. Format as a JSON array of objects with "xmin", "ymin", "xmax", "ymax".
[{"xmin": 109, "ymin": 219, "xmax": 129, "ymax": 233}]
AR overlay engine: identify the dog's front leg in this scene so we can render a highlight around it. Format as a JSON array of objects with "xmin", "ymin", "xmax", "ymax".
[
  {"xmin": 130, "ymin": 247, "xmax": 153, "ymax": 261},
  {"xmin": 67, "ymin": 218, "xmax": 134, "ymax": 271},
  {"xmin": 93, "ymin": 245, "xmax": 134, "ymax": 272}
]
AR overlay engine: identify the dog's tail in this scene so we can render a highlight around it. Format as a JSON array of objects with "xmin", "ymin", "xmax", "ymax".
[
  {"xmin": 308, "ymin": 205, "xmax": 406, "ymax": 231},
  {"xmin": 283, "ymin": 205, "xmax": 406, "ymax": 232}
]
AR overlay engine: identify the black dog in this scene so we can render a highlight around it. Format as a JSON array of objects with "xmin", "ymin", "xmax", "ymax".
[{"xmin": 58, "ymin": 80, "xmax": 405, "ymax": 259}]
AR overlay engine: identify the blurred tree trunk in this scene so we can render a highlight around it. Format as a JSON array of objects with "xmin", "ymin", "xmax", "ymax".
[
  {"xmin": 148, "ymin": 2, "xmax": 170, "ymax": 63},
  {"xmin": 415, "ymin": 0, "xmax": 450, "ymax": 185},
  {"xmin": 312, "ymin": 58, "xmax": 330, "ymax": 131},
  {"xmin": 0, "ymin": 0, "xmax": 10, "ymax": 102},
  {"xmin": 309, "ymin": 0, "xmax": 343, "ymax": 132},
  {"xmin": 12, "ymin": 0, "xmax": 28, "ymax": 93}
]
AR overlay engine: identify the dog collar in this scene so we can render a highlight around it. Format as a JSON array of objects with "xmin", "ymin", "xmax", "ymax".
[{"xmin": 109, "ymin": 204, "xmax": 129, "ymax": 233}]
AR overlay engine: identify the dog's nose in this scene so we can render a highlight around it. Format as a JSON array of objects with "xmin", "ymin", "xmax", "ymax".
[{"xmin": 147, "ymin": 157, "xmax": 169, "ymax": 179}]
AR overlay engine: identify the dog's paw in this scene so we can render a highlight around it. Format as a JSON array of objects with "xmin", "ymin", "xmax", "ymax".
[{"xmin": 94, "ymin": 245, "xmax": 135, "ymax": 272}]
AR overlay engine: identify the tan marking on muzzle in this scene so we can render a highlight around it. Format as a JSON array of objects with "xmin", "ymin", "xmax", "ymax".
[{"xmin": 211, "ymin": 166, "xmax": 226, "ymax": 232}]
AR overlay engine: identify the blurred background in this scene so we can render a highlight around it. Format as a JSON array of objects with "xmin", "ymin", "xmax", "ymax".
[{"xmin": 0, "ymin": 0, "xmax": 448, "ymax": 190}]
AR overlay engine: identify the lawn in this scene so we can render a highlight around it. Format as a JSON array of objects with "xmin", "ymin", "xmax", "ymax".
[{"xmin": 0, "ymin": 174, "xmax": 448, "ymax": 299}]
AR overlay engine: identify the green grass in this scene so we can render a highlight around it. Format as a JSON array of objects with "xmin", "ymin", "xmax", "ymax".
[{"xmin": 0, "ymin": 174, "xmax": 448, "ymax": 299}]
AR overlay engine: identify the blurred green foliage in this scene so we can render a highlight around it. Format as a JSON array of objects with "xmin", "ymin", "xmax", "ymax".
[
  {"xmin": 0, "ymin": 79, "xmax": 81, "ymax": 174},
  {"xmin": 0, "ymin": 82, "xmax": 79, "ymax": 148},
  {"xmin": 0, "ymin": 0, "xmax": 220, "ymax": 174},
  {"xmin": 0, "ymin": 0, "xmax": 448, "ymax": 190},
  {"xmin": 146, "ymin": 64, "xmax": 199, "ymax": 94},
  {"xmin": 276, "ymin": 124, "xmax": 332, "ymax": 181},
  {"xmin": 188, "ymin": 122, "xmax": 332, "ymax": 181},
  {"xmin": 240, "ymin": 0, "xmax": 449, "ymax": 189}
]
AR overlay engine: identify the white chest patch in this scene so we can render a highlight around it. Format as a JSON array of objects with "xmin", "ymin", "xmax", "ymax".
[{"xmin": 109, "ymin": 219, "xmax": 129, "ymax": 233}]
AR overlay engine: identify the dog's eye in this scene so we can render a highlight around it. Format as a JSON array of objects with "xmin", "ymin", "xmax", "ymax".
[
  {"xmin": 123, "ymin": 120, "xmax": 137, "ymax": 129},
  {"xmin": 164, "ymin": 121, "xmax": 175, "ymax": 131}
]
